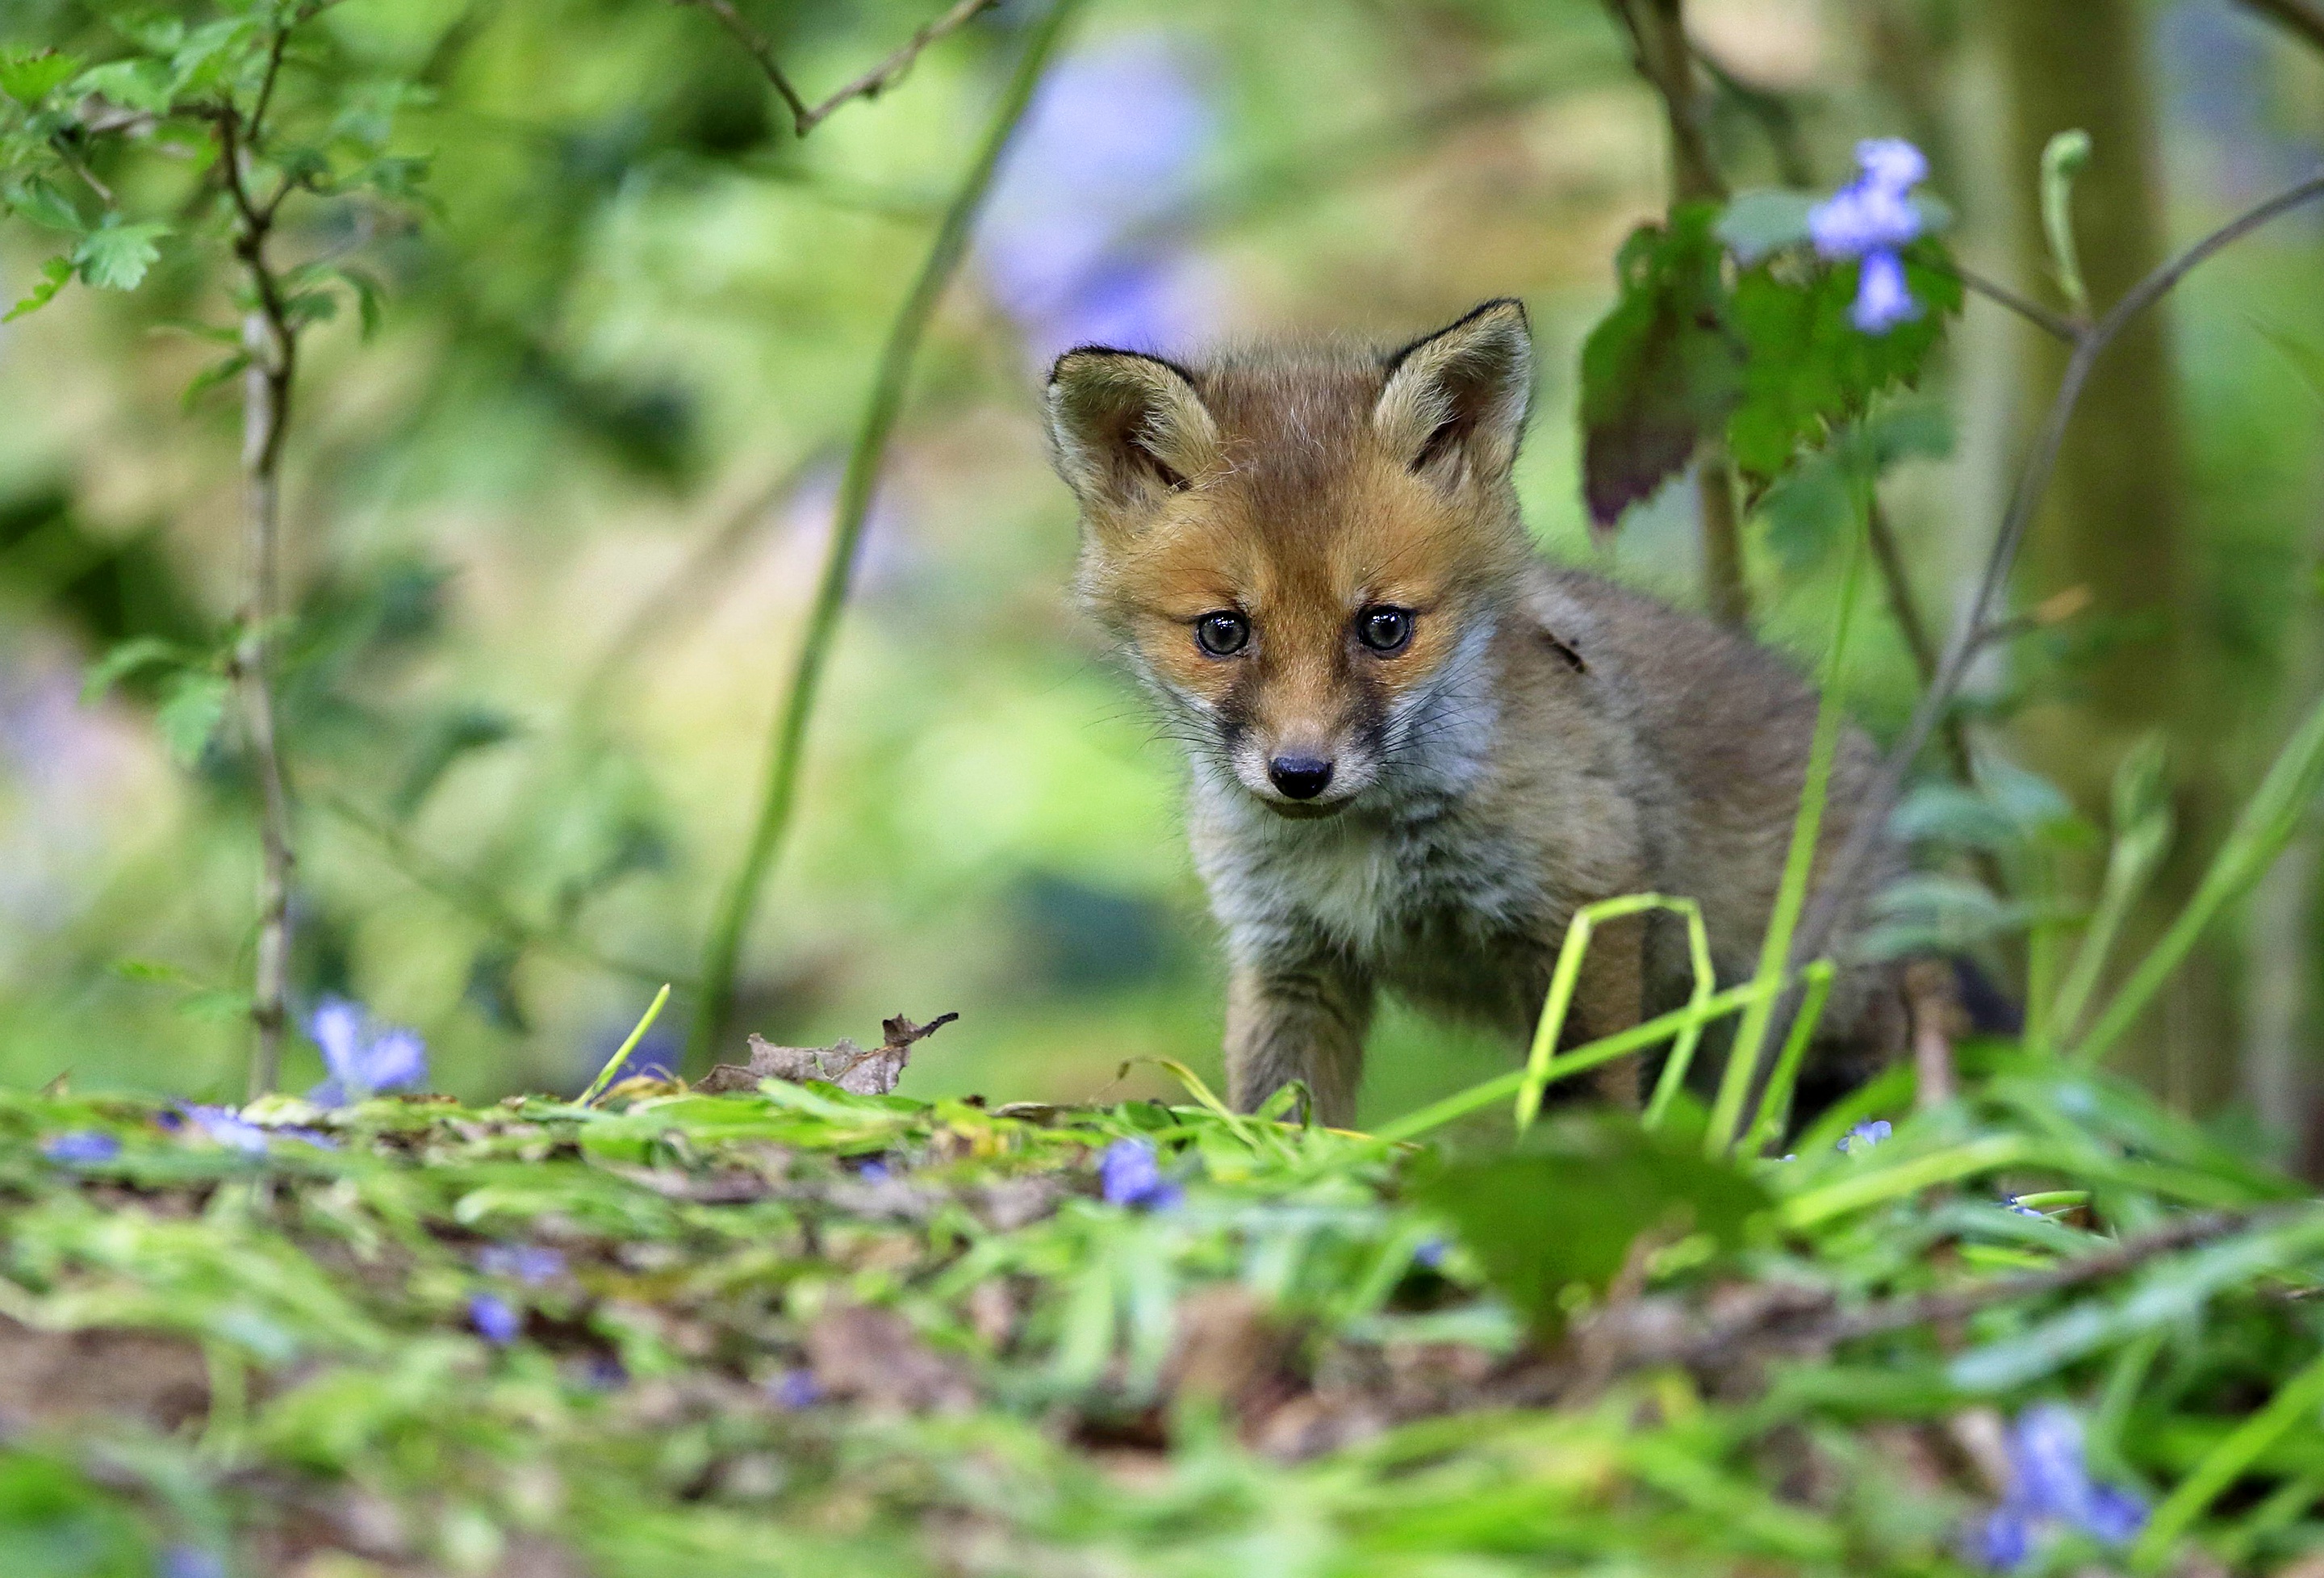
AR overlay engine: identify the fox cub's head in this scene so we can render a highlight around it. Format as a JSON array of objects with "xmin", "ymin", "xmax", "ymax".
[{"xmin": 1045, "ymin": 299, "xmax": 1535, "ymax": 818}]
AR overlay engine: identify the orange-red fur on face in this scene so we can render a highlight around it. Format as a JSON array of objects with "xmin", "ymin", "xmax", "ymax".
[{"xmin": 1051, "ymin": 304, "xmax": 1535, "ymax": 813}]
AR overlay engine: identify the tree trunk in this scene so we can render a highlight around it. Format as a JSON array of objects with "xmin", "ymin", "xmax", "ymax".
[{"xmin": 1990, "ymin": 0, "xmax": 2233, "ymax": 1105}]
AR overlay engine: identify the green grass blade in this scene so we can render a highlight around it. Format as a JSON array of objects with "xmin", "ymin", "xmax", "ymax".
[
  {"xmin": 580, "ymin": 982, "xmax": 671, "ymax": 1107},
  {"xmin": 2130, "ymin": 1346, "xmax": 2324, "ymax": 1572}
]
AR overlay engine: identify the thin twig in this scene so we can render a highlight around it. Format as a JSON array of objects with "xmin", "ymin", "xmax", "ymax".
[
  {"xmin": 684, "ymin": 0, "xmax": 1086, "ymax": 1072},
  {"xmin": 211, "ymin": 23, "xmax": 303, "ymax": 1099},
  {"xmin": 675, "ymin": 0, "xmax": 999, "ymax": 140},
  {"xmin": 1866, "ymin": 496, "xmax": 1975, "ymax": 784},
  {"xmin": 1790, "ymin": 170, "xmax": 2324, "ymax": 976},
  {"xmin": 1939, "ymin": 259, "xmax": 2085, "ymax": 345},
  {"xmin": 1687, "ymin": 36, "xmax": 1812, "ymax": 187}
]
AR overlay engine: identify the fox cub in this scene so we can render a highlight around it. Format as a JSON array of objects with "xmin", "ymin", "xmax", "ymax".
[{"xmin": 1044, "ymin": 299, "xmax": 1906, "ymax": 1127}]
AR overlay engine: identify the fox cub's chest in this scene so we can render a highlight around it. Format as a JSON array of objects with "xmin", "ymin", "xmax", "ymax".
[{"xmin": 1204, "ymin": 807, "xmax": 1546, "ymax": 965}]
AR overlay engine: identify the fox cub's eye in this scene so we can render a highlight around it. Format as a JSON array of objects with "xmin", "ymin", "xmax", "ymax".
[
  {"xmin": 1356, "ymin": 605, "xmax": 1415, "ymax": 655},
  {"xmin": 1194, "ymin": 611, "xmax": 1251, "ymax": 656}
]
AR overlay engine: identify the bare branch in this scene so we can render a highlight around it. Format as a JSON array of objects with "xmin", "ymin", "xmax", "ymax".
[
  {"xmin": 1940, "ymin": 259, "xmax": 2085, "ymax": 344},
  {"xmin": 675, "ymin": 0, "xmax": 998, "ymax": 139},
  {"xmin": 1789, "ymin": 169, "xmax": 2324, "ymax": 975}
]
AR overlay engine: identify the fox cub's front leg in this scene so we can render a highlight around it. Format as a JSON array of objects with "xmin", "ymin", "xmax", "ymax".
[{"xmin": 1226, "ymin": 954, "xmax": 1374, "ymax": 1128}]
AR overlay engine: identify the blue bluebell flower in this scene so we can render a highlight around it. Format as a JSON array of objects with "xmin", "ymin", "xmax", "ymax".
[
  {"xmin": 1971, "ymin": 1404, "xmax": 2149, "ymax": 1570},
  {"xmin": 307, "ymin": 995, "xmax": 428, "ymax": 1106},
  {"xmin": 41, "ymin": 1130, "xmax": 119, "ymax": 1165},
  {"xmin": 767, "ymin": 1368, "xmax": 821, "ymax": 1409},
  {"xmin": 1098, "ymin": 1136, "xmax": 1183, "ymax": 1210},
  {"xmin": 1837, "ymin": 1119, "xmax": 1892, "ymax": 1154},
  {"xmin": 469, "ymin": 1291, "xmax": 521, "ymax": 1346},
  {"xmin": 181, "ymin": 1104, "xmax": 270, "ymax": 1154},
  {"xmin": 1806, "ymin": 138, "xmax": 1929, "ymax": 335},
  {"xmin": 979, "ymin": 36, "xmax": 1218, "ymax": 358},
  {"xmin": 477, "ymin": 1244, "xmax": 566, "ymax": 1286}
]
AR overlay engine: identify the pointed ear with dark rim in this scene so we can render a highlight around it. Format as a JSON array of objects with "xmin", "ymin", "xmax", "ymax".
[
  {"xmin": 1373, "ymin": 298, "xmax": 1533, "ymax": 484},
  {"xmin": 1044, "ymin": 347, "xmax": 1221, "ymax": 512}
]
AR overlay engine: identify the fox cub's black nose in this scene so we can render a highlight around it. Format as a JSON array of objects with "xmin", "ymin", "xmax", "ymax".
[{"xmin": 1268, "ymin": 756, "xmax": 1335, "ymax": 799}]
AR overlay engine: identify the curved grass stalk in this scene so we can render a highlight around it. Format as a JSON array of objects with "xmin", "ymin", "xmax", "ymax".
[
  {"xmin": 2130, "ymin": 1346, "xmax": 2324, "ymax": 1573},
  {"xmin": 685, "ymin": 0, "xmax": 1085, "ymax": 1072},
  {"xmin": 2046, "ymin": 734, "xmax": 2171, "ymax": 1048},
  {"xmin": 1743, "ymin": 958, "xmax": 1835, "ymax": 1154},
  {"xmin": 1515, "ymin": 893, "xmax": 1713, "ymax": 1132},
  {"xmin": 1707, "ymin": 501, "xmax": 1868, "ymax": 1155}
]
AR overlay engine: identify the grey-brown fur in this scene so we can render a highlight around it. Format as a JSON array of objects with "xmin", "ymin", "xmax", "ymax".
[{"xmin": 1044, "ymin": 300, "xmax": 1907, "ymax": 1127}]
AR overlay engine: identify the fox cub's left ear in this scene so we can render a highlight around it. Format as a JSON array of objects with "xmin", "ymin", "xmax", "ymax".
[
  {"xmin": 1375, "ymin": 298, "xmax": 1532, "ymax": 484},
  {"xmin": 1045, "ymin": 348, "xmax": 1221, "ymax": 515}
]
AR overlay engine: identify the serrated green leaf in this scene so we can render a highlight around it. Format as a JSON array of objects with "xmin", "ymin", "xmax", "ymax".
[
  {"xmin": 4, "ymin": 255, "xmax": 72, "ymax": 321},
  {"xmin": 1415, "ymin": 1111, "xmax": 1769, "ymax": 1337},
  {"xmin": 1578, "ymin": 203, "xmax": 1746, "ymax": 530},
  {"xmin": 1726, "ymin": 239, "xmax": 1962, "ymax": 488},
  {"xmin": 71, "ymin": 57, "xmax": 175, "ymax": 116},
  {"xmin": 81, "ymin": 635, "xmax": 188, "ymax": 703},
  {"xmin": 2, "ymin": 174, "xmax": 85, "ymax": 232},
  {"xmin": 157, "ymin": 671, "xmax": 229, "ymax": 766},
  {"xmin": 0, "ymin": 49, "xmax": 84, "ymax": 107},
  {"xmin": 73, "ymin": 220, "xmax": 169, "ymax": 291}
]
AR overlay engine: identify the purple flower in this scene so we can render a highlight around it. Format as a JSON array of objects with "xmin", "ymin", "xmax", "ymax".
[
  {"xmin": 854, "ymin": 1159, "xmax": 892, "ymax": 1183},
  {"xmin": 1806, "ymin": 138, "xmax": 1929, "ymax": 337},
  {"xmin": 1098, "ymin": 1137, "xmax": 1183, "ymax": 1211},
  {"xmin": 1971, "ymin": 1404, "xmax": 2148, "ymax": 1570},
  {"xmin": 307, "ymin": 996, "xmax": 428, "ymax": 1106},
  {"xmin": 1414, "ymin": 1237, "xmax": 1447, "ymax": 1270},
  {"xmin": 469, "ymin": 1292, "xmax": 521, "ymax": 1346},
  {"xmin": 159, "ymin": 1548, "xmax": 228, "ymax": 1578},
  {"xmin": 2004, "ymin": 1195, "xmax": 2046, "ymax": 1219},
  {"xmin": 1837, "ymin": 1119, "xmax": 1892, "ymax": 1154},
  {"xmin": 477, "ymin": 1244, "xmax": 566, "ymax": 1286},
  {"xmin": 181, "ymin": 1104, "xmax": 270, "ymax": 1154},
  {"xmin": 569, "ymin": 1353, "xmax": 628, "ymax": 1392},
  {"xmin": 767, "ymin": 1368, "xmax": 821, "ymax": 1409},
  {"xmin": 1850, "ymin": 250, "xmax": 1921, "ymax": 333},
  {"xmin": 41, "ymin": 1131, "xmax": 119, "ymax": 1165}
]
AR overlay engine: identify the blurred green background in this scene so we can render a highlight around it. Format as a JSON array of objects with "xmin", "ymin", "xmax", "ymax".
[{"xmin": 2, "ymin": 0, "xmax": 2322, "ymax": 1140}]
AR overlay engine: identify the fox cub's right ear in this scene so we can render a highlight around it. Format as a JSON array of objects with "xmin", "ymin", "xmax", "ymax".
[{"xmin": 1045, "ymin": 348, "xmax": 1221, "ymax": 514}]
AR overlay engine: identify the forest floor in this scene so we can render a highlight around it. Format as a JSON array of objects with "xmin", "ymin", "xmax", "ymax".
[{"xmin": 0, "ymin": 1020, "xmax": 2318, "ymax": 1577}]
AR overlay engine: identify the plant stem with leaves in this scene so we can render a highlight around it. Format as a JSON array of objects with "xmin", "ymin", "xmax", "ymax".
[
  {"xmin": 213, "ymin": 30, "xmax": 304, "ymax": 1098},
  {"xmin": 686, "ymin": 0, "xmax": 1085, "ymax": 1071}
]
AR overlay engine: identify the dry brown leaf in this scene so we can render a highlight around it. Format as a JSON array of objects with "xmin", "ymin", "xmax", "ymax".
[{"xmin": 699, "ymin": 1011, "xmax": 958, "ymax": 1096}]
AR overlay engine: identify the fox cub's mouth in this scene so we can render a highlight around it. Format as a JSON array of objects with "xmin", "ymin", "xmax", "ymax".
[{"xmin": 1259, "ymin": 794, "xmax": 1349, "ymax": 821}]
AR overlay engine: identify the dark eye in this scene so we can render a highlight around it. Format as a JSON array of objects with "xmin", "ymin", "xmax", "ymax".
[
  {"xmin": 1194, "ymin": 610, "xmax": 1250, "ymax": 656},
  {"xmin": 1356, "ymin": 605, "xmax": 1414, "ymax": 654}
]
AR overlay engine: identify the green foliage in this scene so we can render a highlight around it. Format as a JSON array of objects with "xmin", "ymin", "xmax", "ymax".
[
  {"xmin": 1416, "ymin": 1111, "xmax": 1767, "ymax": 1335},
  {"xmin": 1577, "ymin": 201, "xmax": 1742, "ymax": 529},
  {"xmin": 0, "ymin": 1056, "xmax": 2316, "ymax": 1572}
]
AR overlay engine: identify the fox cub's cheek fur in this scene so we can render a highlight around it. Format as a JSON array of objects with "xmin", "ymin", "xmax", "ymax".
[{"xmin": 1045, "ymin": 303, "xmax": 1535, "ymax": 816}]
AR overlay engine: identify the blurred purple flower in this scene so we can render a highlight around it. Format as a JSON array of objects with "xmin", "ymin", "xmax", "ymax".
[
  {"xmin": 1971, "ymin": 1404, "xmax": 2147, "ymax": 1571},
  {"xmin": 1414, "ymin": 1237, "xmax": 1447, "ymax": 1271},
  {"xmin": 159, "ymin": 1547, "xmax": 228, "ymax": 1578},
  {"xmin": 1098, "ymin": 1136, "xmax": 1182, "ymax": 1211},
  {"xmin": 478, "ymin": 1244, "xmax": 566, "ymax": 1286},
  {"xmin": 855, "ymin": 1158, "xmax": 891, "ymax": 1182},
  {"xmin": 469, "ymin": 1291, "xmax": 522, "ymax": 1346},
  {"xmin": 41, "ymin": 1130, "xmax": 119, "ymax": 1166},
  {"xmin": 979, "ymin": 36, "xmax": 1217, "ymax": 358},
  {"xmin": 767, "ymin": 1368, "xmax": 821, "ymax": 1409},
  {"xmin": 182, "ymin": 1104, "xmax": 269, "ymax": 1155},
  {"xmin": 307, "ymin": 996, "xmax": 427, "ymax": 1106},
  {"xmin": 1837, "ymin": 1119, "xmax": 1891, "ymax": 1154},
  {"xmin": 2004, "ymin": 1195, "xmax": 2046, "ymax": 1219},
  {"xmin": 569, "ymin": 1353, "xmax": 628, "ymax": 1392},
  {"xmin": 1808, "ymin": 138, "xmax": 1929, "ymax": 336}
]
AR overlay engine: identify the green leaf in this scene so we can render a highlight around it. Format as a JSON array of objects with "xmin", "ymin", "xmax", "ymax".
[
  {"xmin": 1578, "ymin": 203, "xmax": 1746, "ymax": 531},
  {"xmin": 338, "ymin": 266, "xmax": 386, "ymax": 339},
  {"xmin": 0, "ymin": 49, "xmax": 84, "ymax": 106},
  {"xmin": 157, "ymin": 671, "xmax": 229, "ymax": 766},
  {"xmin": 4, "ymin": 256, "xmax": 72, "ymax": 321},
  {"xmin": 81, "ymin": 636, "xmax": 188, "ymax": 703},
  {"xmin": 1413, "ymin": 1111, "xmax": 1770, "ymax": 1337},
  {"xmin": 181, "ymin": 350, "xmax": 252, "ymax": 411},
  {"xmin": 1725, "ymin": 240, "xmax": 1962, "ymax": 489},
  {"xmin": 2, "ymin": 174, "xmax": 86, "ymax": 232},
  {"xmin": 73, "ymin": 220, "xmax": 169, "ymax": 291},
  {"xmin": 1716, "ymin": 189, "xmax": 1816, "ymax": 265},
  {"xmin": 70, "ymin": 57, "xmax": 175, "ymax": 116}
]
